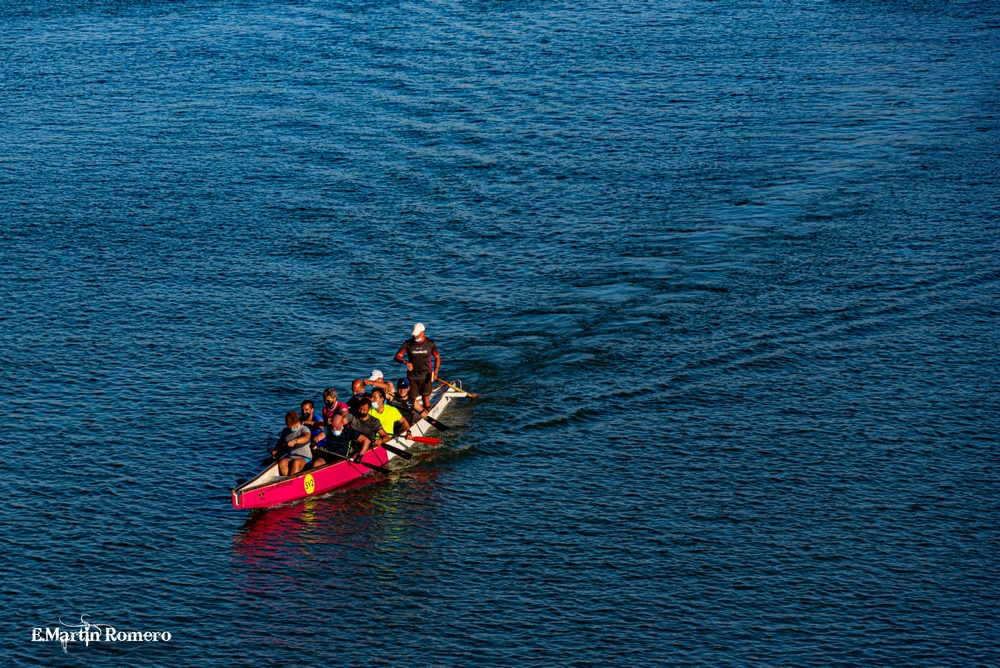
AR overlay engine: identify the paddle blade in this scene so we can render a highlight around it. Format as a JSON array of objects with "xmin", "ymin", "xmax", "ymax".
[
  {"xmin": 410, "ymin": 436, "xmax": 441, "ymax": 446},
  {"xmin": 425, "ymin": 417, "xmax": 450, "ymax": 431},
  {"xmin": 356, "ymin": 460, "xmax": 391, "ymax": 474},
  {"xmin": 380, "ymin": 441, "xmax": 414, "ymax": 460}
]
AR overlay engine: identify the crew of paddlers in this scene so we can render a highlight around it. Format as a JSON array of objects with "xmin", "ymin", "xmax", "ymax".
[{"xmin": 270, "ymin": 323, "xmax": 441, "ymax": 476}]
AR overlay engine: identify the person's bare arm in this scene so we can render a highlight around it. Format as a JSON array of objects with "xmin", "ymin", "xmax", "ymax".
[
  {"xmin": 371, "ymin": 379, "xmax": 395, "ymax": 396},
  {"xmin": 286, "ymin": 431, "xmax": 311, "ymax": 448},
  {"xmin": 394, "ymin": 343, "xmax": 409, "ymax": 370},
  {"xmin": 431, "ymin": 350, "xmax": 441, "ymax": 382}
]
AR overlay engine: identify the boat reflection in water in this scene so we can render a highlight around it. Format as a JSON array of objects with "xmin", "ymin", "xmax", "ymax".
[{"xmin": 228, "ymin": 465, "xmax": 448, "ymax": 647}]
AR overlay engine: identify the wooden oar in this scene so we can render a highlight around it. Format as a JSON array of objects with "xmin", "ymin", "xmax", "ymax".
[
  {"xmin": 314, "ymin": 447, "xmax": 391, "ymax": 474},
  {"xmin": 437, "ymin": 378, "xmax": 478, "ymax": 399}
]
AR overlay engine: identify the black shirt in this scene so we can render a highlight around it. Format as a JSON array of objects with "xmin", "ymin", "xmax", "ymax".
[
  {"xmin": 389, "ymin": 393, "xmax": 418, "ymax": 422},
  {"xmin": 395, "ymin": 337, "xmax": 438, "ymax": 377},
  {"xmin": 324, "ymin": 428, "xmax": 351, "ymax": 454},
  {"xmin": 389, "ymin": 393, "xmax": 415, "ymax": 415}
]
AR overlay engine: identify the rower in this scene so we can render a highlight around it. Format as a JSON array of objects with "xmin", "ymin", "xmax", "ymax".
[
  {"xmin": 346, "ymin": 379, "xmax": 367, "ymax": 415},
  {"xmin": 300, "ymin": 399, "xmax": 327, "ymax": 452},
  {"xmin": 322, "ymin": 413, "xmax": 350, "ymax": 458},
  {"xmin": 364, "ymin": 369, "xmax": 396, "ymax": 398},
  {"xmin": 393, "ymin": 322, "xmax": 440, "ymax": 418},
  {"xmin": 369, "ymin": 388, "xmax": 411, "ymax": 438},
  {"xmin": 274, "ymin": 411, "xmax": 312, "ymax": 476},
  {"xmin": 343, "ymin": 397, "xmax": 390, "ymax": 461},
  {"xmin": 389, "ymin": 377, "xmax": 423, "ymax": 424},
  {"xmin": 318, "ymin": 388, "xmax": 351, "ymax": 460},
  {"xmin": 321, "ymin": 387, "xmax": 349, "ymax": 424}
]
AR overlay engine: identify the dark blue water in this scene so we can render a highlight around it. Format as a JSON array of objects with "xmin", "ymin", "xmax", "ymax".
[{"xmin": 2, "ymin": 0, "xmax": 998, "ymax": 665}]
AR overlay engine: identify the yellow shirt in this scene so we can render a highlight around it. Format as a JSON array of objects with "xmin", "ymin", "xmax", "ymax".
[{"xmin": 369, "ymin": 402, "xmax": 404, "ymax": 437}]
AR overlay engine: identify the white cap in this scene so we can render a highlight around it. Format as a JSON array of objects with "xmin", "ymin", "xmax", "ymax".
[
  {"xmin": 412, "ymin": 322, "xmax": 425, "ymax": 336},
  {"xmin": 368, "ymin": 370, "xmax": 383, "ymax": 381}
]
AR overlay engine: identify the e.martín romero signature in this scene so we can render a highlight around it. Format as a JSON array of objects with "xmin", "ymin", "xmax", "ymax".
[{"xmin": 32, "ymin": 615, "xmax": 172, "ymax": 652}]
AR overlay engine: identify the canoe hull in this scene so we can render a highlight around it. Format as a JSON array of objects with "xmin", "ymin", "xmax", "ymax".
[
  {"xmin": 231, "ymin": 448, "xmax": 389, "ymax": 509},
  {"xmin": 231, "ymin": 382, "xmax": 467, "ymax": 510}
]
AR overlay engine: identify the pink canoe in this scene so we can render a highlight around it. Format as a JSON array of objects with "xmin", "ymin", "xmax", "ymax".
[{"xmin": 231, "ymin": 381, "xmax": 470, "ymax": 510}]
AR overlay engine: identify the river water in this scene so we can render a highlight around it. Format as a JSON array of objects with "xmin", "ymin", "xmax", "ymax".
[{"xmin": 1, "ymin": 0, "xmax": 998, "ymax": 665}]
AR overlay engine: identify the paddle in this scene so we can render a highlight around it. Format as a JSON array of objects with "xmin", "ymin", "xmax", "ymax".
[
  {"xmin": 437, "ymin": 378, "xmax": 479, "ymax": 399},
  {"xmin": 379, "ymin": 440, "xmax": 414, "ymax": 460},
  {"xmin": 390, "ymin": 396, "xmax": 448, "ymax": 430},
  {"xmin": 409, "ymin": 436, "xmax": 441, "ymax": 446},
  {"xmin": 314, "ymin": 447, "xmax": 391, "ymax": 475},
  {"xmin": 259, "ymin": 437, "xmax": 286, "ymax": 467},
  {"xmin": 425, "ymin": 416, "xmax": 450, "ymax": 431}
]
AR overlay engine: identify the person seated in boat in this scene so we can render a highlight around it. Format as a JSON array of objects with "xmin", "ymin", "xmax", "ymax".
[
  {"xmin": 273, "ymin": 411, "xmax": 312, "ymax": 476},
  {"xmin": 346, "ymin": 379, "xmax": 368, "ymax": 415},
  {"xmin": 314, "ymin": 388, "xmax": 351, "ymax": 463},
  {"xmin": 389, "ymin": 377, "xmax": 428, "ymax": 423},
  {"xmin": 344, "ymin": 397, "xmax": 390, "ymax": 461},
  {"xmin": 300, "ymin": 399, "xmax": 327, "ymax": 455},
  {"xmin": 311, "ymin": 413, "xmax": 345, "ymax": 468},
  {"xmin": 314, "ymin": 412, "xmax": 351, "ymax": 464},
  {"xmin": 322, "ymin": 387, "xmax": 349, "ymax": 424},
  {"xmin": 364, "ymin": 369, "xmax": 395, "ymax": 398},
  {"xmin": 369, "ymin": 388, "xmax": 411, "ymax": 438}
]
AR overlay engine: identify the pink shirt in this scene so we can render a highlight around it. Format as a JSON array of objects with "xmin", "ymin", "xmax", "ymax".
[{"xmin": 322, "ymin": 401, "xmax": 349, "ymax": 423}]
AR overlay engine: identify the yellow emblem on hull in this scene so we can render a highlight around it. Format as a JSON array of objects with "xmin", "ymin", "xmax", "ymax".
[{"xmin": 303, "ymin": 473, "xmax": 315, "ymax": 495}]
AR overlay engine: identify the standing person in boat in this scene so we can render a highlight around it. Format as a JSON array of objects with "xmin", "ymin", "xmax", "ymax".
[
  {"xmin": 394, "ymin": 322, "xmax": 440, "ymax": 417},
  {"xmin": 344, "ymin": 397, "xmax": 391, "ymax": 461},
  {"xmin": 369, "ymin": 388, "xmax": 411, "ymax": 438},
  {"xmin": 273, "ymin": 411, "xmax": 313, "ymax": 476}
]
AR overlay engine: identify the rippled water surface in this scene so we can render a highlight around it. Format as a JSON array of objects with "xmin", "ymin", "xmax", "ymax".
[{"xmin": 2, "ymin": 0, "xmax": 999, "ymax": 665}]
